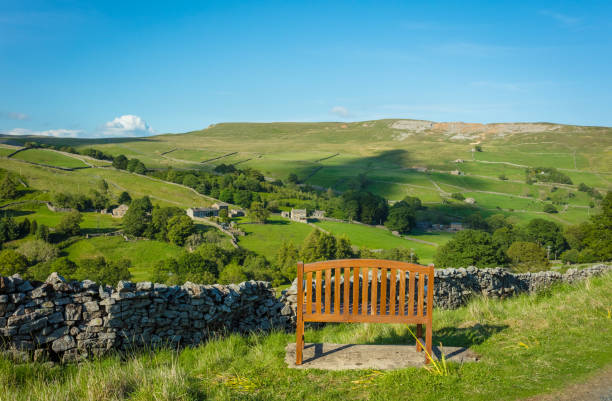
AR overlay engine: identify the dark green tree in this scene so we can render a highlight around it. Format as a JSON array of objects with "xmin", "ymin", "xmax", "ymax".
[
  {"xmin": 0, "ymin": 175, "xmax": 18, "ymax": 200},
  {"xmin": 55, "ymin": 211, "xmax": 82, "ymax": 237},
  {"xmin": 118, "ymin": 191, "xmax": 132, "ymax": 205},
  {"xmin": 167, "ymin": 215, "xmax": 195, "ymax": 246},
  {"xmin": 122, "ymin": 196, "xmax": 153, "ymax": 236},
  {"xmin": 434, "ymin": 229, "xmax": 504, "ymax": 268},
  {"xmin": 112, "ymin": 154, "xmax": 128, "ymax": 170}
]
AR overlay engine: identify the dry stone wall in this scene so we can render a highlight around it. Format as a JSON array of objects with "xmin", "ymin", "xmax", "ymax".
[
  {"xmin": 0, "ymin": 273, "xmax": 288, "ymax": 363},
  {"xmin": 280, "ymin": 264, "xmax": 612, "ymax": 324},
  {"xmin": 1, "ymin": 264, "xmax": 610, "ymax": 363}
]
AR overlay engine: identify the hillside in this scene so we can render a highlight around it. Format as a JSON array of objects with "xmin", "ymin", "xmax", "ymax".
[{"xmin": 2, "ymin": 119, "xmax": 610, "ymax": 226}]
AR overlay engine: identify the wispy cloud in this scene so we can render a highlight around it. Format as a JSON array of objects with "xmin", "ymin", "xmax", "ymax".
[
  {"xmin": 101, "ymin": 114, "xmax": 154, "ymax": 137},
  {"xmin": 0, "ymin": 128, "xmax": 82, "ymax": 137},
  {"xmin": 0, "ymin": 111, "xmax": 29, "ymax": 121},
  {"xmin": 540, "ymin": 10, "xmax": 582, "ymax": 26},
  {"xmin": 330, "ymin": 106, "xmax": 351, "ymax": 118}
]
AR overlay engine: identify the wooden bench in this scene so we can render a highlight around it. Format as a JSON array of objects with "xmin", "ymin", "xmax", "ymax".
[{"xmin": 295, "ymin": 259, "xmax": 435, "ymax": 364}]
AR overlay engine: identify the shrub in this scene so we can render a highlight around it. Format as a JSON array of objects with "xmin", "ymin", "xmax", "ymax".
[
  {"xmin": 506, "ymin": 241, "xmax": 549, "ymax": 271},
  {"xmin": 0, "ymin": 249, "xmax": 28, "ymax": 276},
  {"xmin": 543, "ymin": 204, "xmax": 558, "ymax": 213},
  {"xmin": 560, "ymin": 249, "xmax": 579, "ymax": 264},
  {"xmin": 16, "ymin": 240, "xmax": 59, "ymax": 265}
]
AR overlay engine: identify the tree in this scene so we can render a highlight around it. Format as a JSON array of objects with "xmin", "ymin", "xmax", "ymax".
[
  {"xmin": 249, "ymin": 202, "xmax": 270, "ymax": 224},
  {"xmin": 276, "ymin": 241, "xmax": 299, "ymax": 279},
  {"xmin": 525, "ymin": 218, "xmax": 567, "ymax": 257},
  {"xmin": 474, "ymin": 144, "xmax": 483, "ymax": 152},
  {"xmin": 335, "ymin": 235, "xmax": 354, "ymax": 259},
  {"xmin": 0, "ymin": 249, "xmax": 28, "ymax": 276},
  {"xmin": 16, "ymin": 240, "xmax": 59, "ymax": 264},
  {"xmin": 150, "ymin": 206, "xmax": 184, "ymax": 241},
  {"xmin": 182, "ymin": 174, "xmax": 199, "ymax": 188},
  {"xmin": 451, "ymin": 193, "xmax": 465, "ymax": 201},
  {"xmin": 218, "ymin": 263, "xmax": 248, "ymax": 284},
  {"xmin": 287, "ymin": 173, "xmax": 299, "ymax": 184},
  {"xmin": 0, "ymin": 175, "xmax": 18, "ymax": 200},
  {"xmin": 0, "ymin": 217, "xmax": 20, "ymax": 243},
  {"xmin": 219, "ymin": 189, "xmax": 234, "ymax": 203},
  {"xmin": 55, "ymin": 211, "xmax": 82, "ymax": 237},
  {"xmin": 26, "ymin": 257, "xmax": 78, "ymax": 282},
  {"xmin": 384, "ymin": 202, "xmax": 415, "ymax": 233},
  {"xmin": 112, "ymin": 154, "xmax": 128, "ymax": 170},
  {"xmin": 98, "ymin": 179, "xmax": 109, "ymax": 194},
  {"xmin": 465, "ymin": 213, "xmax": 490, "ymax": 231},
  {"xmin": 122, "ymin": 196, "xmax": 153, "ymax": 236},
  {"xmin": 167, "ymin": 215, "xmax": 195, "ymax": 246},
  {"xmin": 74, "ymin": 257, "xmax": 132, "ymax": 286},
  {"xmin": 543, "ymin": 203, "xmax": 558, "ymax": 213},
  {"xmin": 560, "ymin": 249, "xmax": 579, "ymax": 264},
  {"xmin": 299, "ymin": 229, "xmax": 322, "ymax": 263},
  {"xmin": 506, "ymin": 242, "xmax": 548, "ymax": 271},
  {"xmin": 218, "ymin": 208, "xmax": 230, "ymax": 224},
  {"xmin": 35, "ymin": 224, "xmax": 50, "ymax": 242},
  {"xmin": 434, "ymin": 229, "xmax": 504, "ymax": 268},
  {"xmin": 118, "ymin": 191, "xmax": 132, "ymax": 205}
]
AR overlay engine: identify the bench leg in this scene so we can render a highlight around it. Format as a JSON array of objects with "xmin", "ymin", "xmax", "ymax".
[
  {"xmin": 416, "ymin": 324, "xmax": 423, "ymax": 352},
  {"xmin": 296, "ymin": 317, "xmax": 304, "ymax": 365},
  {"xmin": 425, "ymin": 322, "xmax": 433, "ymax": 364}
]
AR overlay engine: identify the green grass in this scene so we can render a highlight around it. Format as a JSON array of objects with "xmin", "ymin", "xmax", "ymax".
[
  {"xmin": 1, "ymin": 273, "xmax": 610, "ymax": 400},
  {"xmin": 62, "ymin": 236, "xmax": 185, "ymax": 282},
  {"xmin": 314, "ymin": 221, "xmax": 440, "ymax": 263},
  {"xmin": 236, "ymin": 216, "xmax": 314, "ymax": 258},
  {"xmin": 12, "ymin": 149, "xmax": 89, "ymax": 169}
]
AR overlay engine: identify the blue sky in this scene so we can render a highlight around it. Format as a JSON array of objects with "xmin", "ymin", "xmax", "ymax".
[{"xmin": 1, "ymin": 0, "xmax": 611, "ymax": 137}]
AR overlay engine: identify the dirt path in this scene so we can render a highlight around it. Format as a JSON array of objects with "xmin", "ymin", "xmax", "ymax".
[{"xmin": 523, "ymin": 365, "xmax": 612, "ymax": 401}]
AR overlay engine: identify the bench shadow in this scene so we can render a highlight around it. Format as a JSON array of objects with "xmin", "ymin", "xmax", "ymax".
[
  {"xmin": 301, "ymin": 343, "xmax": 355, "ymax": 364},
  {"xmin": 365, "ymin": 323, "xmax": 508, "ymax": 348}
]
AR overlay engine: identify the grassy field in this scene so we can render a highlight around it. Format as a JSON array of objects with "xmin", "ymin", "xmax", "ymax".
[
  {"xmin": 1, "ymin": 272, "xmax": 609, "ymax": 401},
  {"xmin": 0, "ymin": 158, "xmax": 213, "ymax": 209},
  {"xmin": 11, "ymin": 149, "xmax": 89, "ymax": 169},
  {"xmin": 236, "ymin": 216, "xmax": 314, "ymax": 258},
  {"xmin": 63, "ymin": 236, "xmax": 185, "ymax": 282},
  {"xmin": 314, "ymin": 220, "xmax": 439, "ymax": 263}
]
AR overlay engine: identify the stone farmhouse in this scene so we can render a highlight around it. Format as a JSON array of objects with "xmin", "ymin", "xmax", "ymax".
[
  {"xmin": 186, "ymin": 202, "xmax": 229, "ymax": 218},
  {"xmin": 112, "ymin": 204, "xmax": 129, "ymax": 218},
  {"xmin": 280, "ymin": 208, "xmax": 325, "ymax": 223}
]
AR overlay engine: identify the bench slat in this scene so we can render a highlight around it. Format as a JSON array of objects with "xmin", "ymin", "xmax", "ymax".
[
  {"xmin": 335, "ymin": 268, "xmax": 340, "ymax": 315},
  {"xmin": 306, "ymin": 272, "xmax": 312, "ymax": 314},
  {"xmin": 315, "ymin": 270, "xmax": 322, "ymax": 315},
  {"xmin": 371, "ymin": 268, "xmax": 378, "ymax": 315},
  {"xmin": 362, "ymin": 267, "xmax": 369, "ymax": 316},
  {"xmin": 344, "ymin": 267, "xmax": 350, "ymax": 314},
  {"xmin": 325, "ymin": 269, "xmax": 332, "ymax": 314},
  {"xmin": 418, "ymin": 272, "xmax": 425, "ymax": 317},
  {"xmin": 380, "ymin": 267, "xmax": 387, "ymax": 315},
  {"xmin": 398, "ymin": 270, "xmax": 405, "ymax": 316},
  {"xmin": 352, "ymin": 266, "xmax": 359, "ymax": 315},
  {"xmin": 408, "ymin": 271, "xmax": 415, "ymax": 317},
  {"xmin": 390, "ymin": 268, "xmax": 397, "ymax": 315}
]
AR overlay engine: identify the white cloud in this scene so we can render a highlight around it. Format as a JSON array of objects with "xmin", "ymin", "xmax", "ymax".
[
  {"xmin": 330, "ymin": 106, "xmax": 350, "ymax": 118},
  {"xmin": 0, "ymin": 111, "xmax": 29, "ymax": 121},
  {"xmin": 102, "ymin": 114, "xmax": 154, "ymax": 136},
  {"xmin": 0, "ymin": 128, "xmax": 82, "ymax": 137}
]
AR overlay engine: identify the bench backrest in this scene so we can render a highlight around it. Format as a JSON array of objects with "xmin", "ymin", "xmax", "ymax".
[{"xmin": 297, "ymin": 259, "xmax": 434, "ymax": 324}]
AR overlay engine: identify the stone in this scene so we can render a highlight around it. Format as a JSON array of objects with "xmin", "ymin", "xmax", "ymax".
[
  {"xmin": 84, "ymin": 301, "xmax": 99, "ymax": 313},
  {"xmin": 45, "ymin": 272, "xmax": 67, "ymax": 285},
  {"xmin": 17, "ymin": 281, "xmax": 33, "ymax": 292},
  {"xmin": 65, "ymin": 304, "xmax": 82, "ymax": 321},
  {"xmin": 88, "ymin": 318, "xmax": 103, "ymax": 327},
  {"xmin": 52, "ymin": 335, "xmax": 76, "ymax": 352}
]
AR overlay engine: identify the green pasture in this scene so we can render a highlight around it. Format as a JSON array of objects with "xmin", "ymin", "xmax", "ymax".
[
  {"xmin": 236, "ymin": 216, "xmax": 314, "ymax": 258},
  {"xmin": 11, "ymin": 149, "xmax": 89, "ymax": 169},
  {"xmin": 314, "ymin": 220, "xmax": 439, "ymax": 263},
  {"xmin": 63, "ymin": 236, "xmax": 185, "ymax": 282}
]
